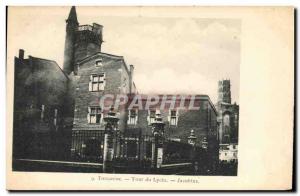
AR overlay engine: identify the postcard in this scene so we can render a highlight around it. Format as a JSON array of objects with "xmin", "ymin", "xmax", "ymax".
[{"xmin": 6, "ymin": 6, "xmax": 294, "ymax": 190}]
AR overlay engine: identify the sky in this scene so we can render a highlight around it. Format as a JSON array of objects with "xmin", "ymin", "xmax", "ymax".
[{"xmin": 8, "ymin": 7, "xmax": 240, "ymax": 104}]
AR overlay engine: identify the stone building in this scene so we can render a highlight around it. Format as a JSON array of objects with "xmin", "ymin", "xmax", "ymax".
[
  {"xmin": 12, "ymin": 7, "xmax": 225, "ymax": 170},
  {"xmin": 219, "ymin": 143, "xmax": 238, "ymax": 162}
]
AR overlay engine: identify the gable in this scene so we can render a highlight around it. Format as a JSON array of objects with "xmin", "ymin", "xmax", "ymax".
[{"xmin": 77, "ymin": 52, "xmax": 130, "ymax": 75}]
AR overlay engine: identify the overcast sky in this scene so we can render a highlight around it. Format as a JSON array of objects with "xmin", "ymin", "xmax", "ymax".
[{"xmin": 8, "ymin": 7, "xmax": 240, "ymax": 104}]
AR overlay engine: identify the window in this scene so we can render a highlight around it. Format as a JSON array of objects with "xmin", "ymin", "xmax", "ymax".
[
  {"xmin": 88, "ymin": 106, "xmax": 102, "ymax": 124},
  {"xmin": 89, "ymin": 74, "xmax": 105, "ymax": 92},
  {"xmin": 95, "ymin": 58, "xmax": 103, "ymax": 67},
  {"xmin": 223, "ymin": 114, "xmax": 230, "ymax": 126},
  {"xmin": 169, "ymin": 109, "xmax": 178, "ymax": 126},
  {"xmin": 128, "ymin": 109, "xmax": 138, "ymax": 125},
  {"xmin": 147, "ymin": 110, "xmax": 156, "ymax": 125}
]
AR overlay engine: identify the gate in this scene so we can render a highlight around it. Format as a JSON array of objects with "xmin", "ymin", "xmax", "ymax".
[{"xmin": 71, "ymin": 130, "xmax": 105, "ymax": 162}]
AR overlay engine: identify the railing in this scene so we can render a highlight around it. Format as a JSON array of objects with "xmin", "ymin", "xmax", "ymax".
[
  {"xmin": 77, "ymin": 25, "xmax": 93, "ymax": 31},
  {"xmin": 13, "ymin": 128, "xmax": 213, "ymax": 174},
  {"xmin": 13, "ymin": 129, "xmax": 197, "ymax": 164},
  {"xmin": 118, "ymin": 130, "xmax": 152, "ymax": 159},
  {"xmin": 77, "ymin": 25, "xmax": 102, "ymax": 35},
  {"xmin": 70, "ymin": 129, "xmax": 153, "ymax": 162}
]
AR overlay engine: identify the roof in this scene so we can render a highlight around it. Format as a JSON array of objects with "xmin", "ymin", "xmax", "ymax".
[
  {"xmin": 126, "ymin": 94, "xmax": 218, "ymax": 114},
  {"xmin": 31, "ymin": 56, "xmax": 69, "ymax": 80},
  {"xmin": 66, "ymin": 6, "xmax": 79, "ymax": 25},
  {"xmin": 16, "ymin": 55, "xmax": 69, "ymax": 81}
]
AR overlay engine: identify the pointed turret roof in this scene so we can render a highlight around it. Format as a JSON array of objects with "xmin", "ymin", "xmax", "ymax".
[{"xmin": 66, "ymin": 6, "xmax": 78, "ymax": 24}]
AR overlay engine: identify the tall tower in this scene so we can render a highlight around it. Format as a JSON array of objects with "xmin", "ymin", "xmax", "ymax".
[
  {"xmin": 217, "ymin": 79, "xmax": 232, "ymax": 144},
  {"xmin": 217, "ymin": 79, "xmax": 231, "ymax": 105},
  {"xmin": 74, "ymin": 22, "xmax": 103, "ymax": 63},
  {"xmin": 63, "ymin": 6, "xmax": 79, "ymax": 75}
]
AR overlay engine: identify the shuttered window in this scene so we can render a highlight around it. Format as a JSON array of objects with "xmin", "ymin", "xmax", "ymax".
[
  {"xmin": 89, "ymin": 73, "xmax": 105, "ymax": 92},
  {"xmin": 169, "ymin": 109, "xmax": 178, "ymax": 126}
]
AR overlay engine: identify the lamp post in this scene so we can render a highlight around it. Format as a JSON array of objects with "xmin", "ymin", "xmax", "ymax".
[
  {"xmin": 188, "ymin": 129, "xmax": 197, "ymax": 174},
  {"xmin": 151, "ymin": 111, "xmax": 165, "ymax": 170},
  {"xmin": 188, "ymin": 129, "xmax": 197, "ymax": 146},
  {"xmin": 188, "ymin": 129, "xmax": 197, "ymax": 160},
  {"xmin": 103, "ymin": 107, "xmax": 119, "ymax": 173}
]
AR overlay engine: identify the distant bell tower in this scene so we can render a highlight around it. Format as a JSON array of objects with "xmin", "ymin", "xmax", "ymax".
[
  {"xmin": 217, "ymin": 79, "xmax": 234, "ymax": 144},
  {"xmin": 217, "ymin": 79, "xmax": 231, "ymax": 105},
  {"xmin": 63, "ymin": 6, "xmax": 79, "ymax": 75}
]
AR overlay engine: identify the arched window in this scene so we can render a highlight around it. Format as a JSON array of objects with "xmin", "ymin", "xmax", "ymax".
[{"xmin": 223, "ymin": 114, "xmax": 230, "ymax": 126}]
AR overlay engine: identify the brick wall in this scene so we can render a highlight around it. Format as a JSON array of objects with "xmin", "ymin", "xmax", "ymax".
[
  {"xmin": 72, "ymin": 53, "xmax": 131, "ymax": 131},
  {"xmin": 125, "ymin": 96, "xmax": 219, "ymax": 146}
]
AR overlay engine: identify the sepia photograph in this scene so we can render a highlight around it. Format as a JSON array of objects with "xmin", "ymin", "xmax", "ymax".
[
  {"xmin": 10, "ymin": 6, "xmax": 240, "ymax": 176},
  {"xmin": 6, "ymin": 6, "xmax": 293, "ymax": 190}
]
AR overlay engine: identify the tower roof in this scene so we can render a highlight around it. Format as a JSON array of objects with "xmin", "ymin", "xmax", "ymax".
[{"xmin": 67, "ymin": 6, "xmax": 78, "ymax": 24}]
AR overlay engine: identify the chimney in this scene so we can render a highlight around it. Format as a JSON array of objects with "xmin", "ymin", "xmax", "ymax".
[
  {"xmin": 130, "ymin": 64, "xmax": 134, "ymax": 76},
  {"xmin": 129, "ymin": 65, "xmax": 134, "ymax": 94},
  {"xmin": 19, "ymin": 49, "xmax": 24, "ymax": 59}
]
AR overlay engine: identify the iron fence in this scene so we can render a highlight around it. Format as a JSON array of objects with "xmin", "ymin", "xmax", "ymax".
[{"xmin": 13, "ymin": 128, "xmax": 212, "ymax": 174}]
